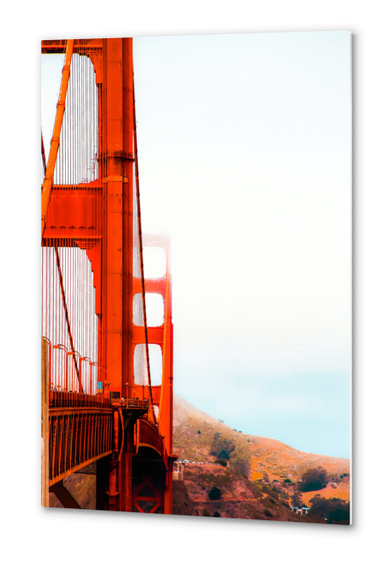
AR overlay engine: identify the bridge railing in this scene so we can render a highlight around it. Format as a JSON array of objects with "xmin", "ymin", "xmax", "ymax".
[
  {"xmin": 44, "ymin": 338, "xmax": 110, "ymax": 408},
  {"xmin": 136, "ymin": 419, "xmax": 167, "ymax": 467},
  {"xmin": 49, "ymin": 390, "xmax": 111, "ymax": 409},
  {"xmin": 49, "ymin": 407, "xmax": 113, "ymax": 486}
]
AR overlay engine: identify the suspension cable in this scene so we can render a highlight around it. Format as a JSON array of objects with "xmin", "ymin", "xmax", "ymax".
[
  {"xmin": 132, "ymin": 75, "xmax": 156, "ymax": 425},
  {"xmin": 41, "ymin": 129, "xmax": 83, "ymax": 392},
  {"xmin": 41, "ymin": 39, "xmax": 74, "ymax": 241}
]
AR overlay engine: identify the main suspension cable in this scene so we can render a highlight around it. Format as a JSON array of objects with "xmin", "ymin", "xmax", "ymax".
[{"xmin": 132, "ymin": 75, "xmax": 156, "ymax": 425}]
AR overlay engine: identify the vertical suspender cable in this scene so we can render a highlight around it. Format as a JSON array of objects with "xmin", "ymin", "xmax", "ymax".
[{"xmin": 42, "ymin": 125, "xmax": 83, "ymax": 392}]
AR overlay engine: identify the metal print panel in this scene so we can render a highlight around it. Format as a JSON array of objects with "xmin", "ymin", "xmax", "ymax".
[{"xmin": 41, "ymin": 31, "xmax": 351, "ymax": 524}]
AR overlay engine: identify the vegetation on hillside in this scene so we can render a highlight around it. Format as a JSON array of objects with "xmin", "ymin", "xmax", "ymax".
[
  {"xmin": 210, "ymin": 431, "xmax": 251, "ymax": 475},
  {"xmin": 298, "ymin": 466, "xmax": 329, "ymax": 492},
  {"xmin": 309, "ymin": 496, "xmax": 350, "ymax": 524},
  {"xmin": 173, "ymin": 395, "xmax": 350, "ymax": 524}
]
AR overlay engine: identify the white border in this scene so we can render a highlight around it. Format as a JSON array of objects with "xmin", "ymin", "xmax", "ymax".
[{"xmin": 2, "ymin": 1, "xmax": 387, "ymax": 560}]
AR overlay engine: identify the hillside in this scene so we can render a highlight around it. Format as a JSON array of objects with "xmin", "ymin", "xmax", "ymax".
[{"xmin": 173, "ymin": 395, "xmax": 350, "ymax": 523}]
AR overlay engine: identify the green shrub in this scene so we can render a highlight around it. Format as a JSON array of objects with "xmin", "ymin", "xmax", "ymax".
[
  {"xmin": 208, "ymin": 486, "xmax": 222, "ymax": 500},
  {"xmin": 309, "ymin": 496, "xmax": 350, "ymax": 525},
  {"xmin": 218, "ymin": 449, "xmax": 230, "ymax": 460},
  {"xmin": 210, "ymin": 431, "xmax": 250, "ymax": 476},
  {"xmin": 299, "ymin": 467, "xmax": 329, "ymax": 492}
]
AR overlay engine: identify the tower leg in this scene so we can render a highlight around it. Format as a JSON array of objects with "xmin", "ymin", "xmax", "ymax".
[
  {"xmin": 119, "ymin": 428, "xmax": 133, "ymax": 511},
  {"xmin": 107, "ymin": 461, "xmax": 119, "ymax": 510},
  {"xmin": 164, "ymin": 466, "xmax": 173, "ymax": 515},
  {"xmin": 96, "ymin": 455, "xmax": 110, "ymax": 510}
]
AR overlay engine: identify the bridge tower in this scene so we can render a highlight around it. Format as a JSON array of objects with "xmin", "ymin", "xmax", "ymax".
[{"xmin": 41, "ymin": 38, "xmax": 176, "ymax": 513}]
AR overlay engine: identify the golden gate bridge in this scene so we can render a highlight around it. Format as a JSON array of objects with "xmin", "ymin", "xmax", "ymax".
[{"xmin": 41, "ymin": 37, "xmax": 176, "ymax": 513}]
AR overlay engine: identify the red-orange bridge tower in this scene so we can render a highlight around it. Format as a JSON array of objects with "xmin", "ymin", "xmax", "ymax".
[{"xmin": 41, "ymin": 38, "xmax": 176, "ymax": 513}]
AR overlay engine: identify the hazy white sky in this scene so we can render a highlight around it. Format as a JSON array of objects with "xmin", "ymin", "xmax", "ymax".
[
  {"xmin": 42, "ymin": 30, "xmax": 351, "ymax": 458},
  {"xmin": 133, "ymin": 31, "xmax": 351, "ymax": 458}
]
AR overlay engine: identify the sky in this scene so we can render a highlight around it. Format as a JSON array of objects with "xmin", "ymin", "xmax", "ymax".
[{"xmin": 41, "ymin": 30, "xmax": 351, "ymax": 458}]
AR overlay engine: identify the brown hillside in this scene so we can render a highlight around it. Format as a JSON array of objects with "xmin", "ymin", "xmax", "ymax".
[
  {"xmin": 249, "ymin": 437, "xmax": 349, "ymax": 481},
  {"xmin": 173, "ymin": 394, "xmax": 350, "ymax": 516}
]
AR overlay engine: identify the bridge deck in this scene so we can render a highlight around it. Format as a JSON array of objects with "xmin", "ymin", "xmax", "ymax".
[{"xmin": 49, "ymin": 407, "xmax": 113, "ymax": 487}]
